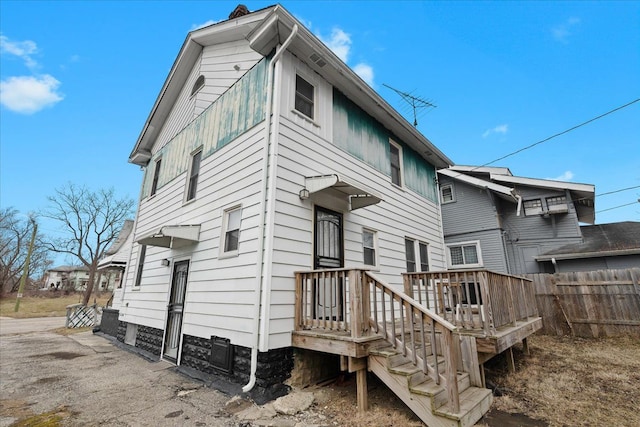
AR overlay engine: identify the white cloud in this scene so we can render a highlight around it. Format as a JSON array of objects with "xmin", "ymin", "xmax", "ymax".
[
  {"xmin": 547, "ymin": 171, "xmax": 574, "ymax": 181},
  {"xmin": 0, "ymin": 35, "xmax": 38, "ymax": 69},
  {"xmin": 552, "ymin": 17, "xmax": 581, "ymax": 43},
  {"xmin": 0, "ymin": 74, "xmax": 63, "ymax": 114},
  {"xmin": 190, "ymin": 20, "xmax": 219, "ymax": 31},
  {"xmin": 482, "ymin": 124, "xmax": 509, "ymax": 138},
  {"xmin": 319, "ymin": 28, "xmax": 352, "ymax": 63},
  {"xmin": 353, "ymin": 63, "xmax": 374, "ymax": 86}
]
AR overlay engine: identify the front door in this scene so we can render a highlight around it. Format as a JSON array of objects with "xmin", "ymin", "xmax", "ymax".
[
  {"xmin": 313, "ymin": 206, "xmax": 344, "ymax": 320},
  {"xmin": 164, "ymin": 260, "xmax": 189, "ymax": 362}
]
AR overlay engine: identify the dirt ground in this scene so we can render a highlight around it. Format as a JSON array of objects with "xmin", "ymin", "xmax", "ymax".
[{"xmin": 308, "ymin": 334, "xmax": 640, "ymax": 427}]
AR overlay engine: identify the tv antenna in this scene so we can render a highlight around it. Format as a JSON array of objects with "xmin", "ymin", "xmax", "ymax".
[{"xmin": 383, "ymin": 83, "xmax": 436, "ymax": 127}]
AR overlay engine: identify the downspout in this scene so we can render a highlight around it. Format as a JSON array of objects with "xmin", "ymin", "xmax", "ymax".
[
  {"xmin": 516, "ymin": 194, "xmax": 523, "ymax": 217},
  {"xmin": 243, "ymin": 23, "xmax": 299, "ymax": 394}
]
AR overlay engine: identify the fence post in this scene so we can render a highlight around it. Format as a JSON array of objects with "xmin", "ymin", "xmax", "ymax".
[{"xmin": 349, "ymin": 269, "xmax": 363, "ymax": 339}]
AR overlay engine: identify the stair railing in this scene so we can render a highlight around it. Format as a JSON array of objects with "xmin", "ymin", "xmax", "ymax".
[{"xmin": 364, "ymin": 272, "xmax": 460, "ymax": 413}]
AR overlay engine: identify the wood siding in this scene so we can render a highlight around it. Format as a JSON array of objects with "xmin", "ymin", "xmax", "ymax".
[
  {"xmin": 121, "ymin": 124, "xmax": 267, "ymax": 348},
  {"xmin": 154, "ymin": 40, "xmax": 263, "ymax": 155},
  {"xmin": 140, "ymin": 58, "xmax": 268, "ymax": 199},
  {"xmin": 440, "ymin": 176, "xmax": 501, "ymax": 236}
]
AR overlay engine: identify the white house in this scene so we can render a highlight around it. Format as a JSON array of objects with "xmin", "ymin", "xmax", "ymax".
[{"xmin": 105, "ymin": 5, "xmax": 509, "ymax": 425}]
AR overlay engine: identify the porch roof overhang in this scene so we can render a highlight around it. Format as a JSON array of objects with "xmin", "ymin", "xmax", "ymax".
[
  {"xmin": 97, "ymin": 254, "xmax": 126, "ymax": 270},
  {"xmin": 304, "ymin": 175, "xmax": 382, "ymax": 210},
  {"xmin": 136, "ymin": 225, "xmax": 201, "ymax": 249}
]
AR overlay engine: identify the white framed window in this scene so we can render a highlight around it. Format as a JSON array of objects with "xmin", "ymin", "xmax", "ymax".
[
  {"xmin": 362, "ymin": 229, "xmax": 377, "ymax": 267},
  {"xmin": 405, "ymin": 238, "xmax": 430, "ymax": 272},
  {"xmin": 134, "ymin": 244, "xmax": 147, "ymax": 287},
  {"xmin": 447, "ymin": 241, "xmax": 482, "ymax": 268},
  {"xmin": 440, "ymin": 183, "xmax": 454, "ymax": 204},
  {"xmin": 389, "ymin": 140, "xmax": 403, "ymax": 187},
  {"xmin": 523, "ymin": 199, "xmax": 543, "ymax": 216},
  {"xmin": 294, "ymin": 74, "xmax": 315, "ymax": 119},
  {"xmin": 221, "ymin": 206, "xmax": 242, "ymax": 257},
  {"xmin": 150, "ymin": 157, "xmax": 162, "ymax": 196},
  {"xmin": 405, "ymin": 238, "xmax": 416, "ymax": 272},
  {"xmin": 185, "ymin": 148, "xmax": 203, "ymax": 202}
]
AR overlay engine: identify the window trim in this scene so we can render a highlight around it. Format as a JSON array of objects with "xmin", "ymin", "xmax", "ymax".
[
  {"xmin": 389, "ymin": 139, "xmax": 404, "ymax": 187},
  {"xmin": 440, "ymin": 183, "xmax": 455, "ymax": 204},
  {"xmin": 418, "ymin": 241, "xmax": 430, "ymax": 272},
  {"xmin": 150, "ymin": 157, "xmax": 162, "ymax": 197},
  {"xmin": 446, "ymin": 241, "xmax": 483, "ymax": 269},
  {"xmin": 362, "ymin": 228, "xmax": 378, "ymax": 267},
  {"xmin": 133, "ymin": 244, "xmax": 147, "ymax": 288},
  {"xmin": 523, "ymin": 198, "xmax": 543, "ymax": 216},
  {"xmin": 185, "ymin": 147, "xmax": 203, "ymax": 203},
  {"xmin": 405, "ymin": 238, "xmax": 416, "ymax": 272},
  {"xmin": 220, "ymin": 205, "xmax": 242, "ymax": 259},
  {"xmin": 294, "ymin": 73, "xmax": 315, "ymax": 120}
]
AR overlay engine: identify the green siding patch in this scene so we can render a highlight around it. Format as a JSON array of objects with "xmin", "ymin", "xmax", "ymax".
[
  {"xmin": 332, "ymin": 88, "xmax": 437, "ymax": 203},
  {"xmin": 141, "ymin": 58, "xmax": 268, "ymax": 198}
]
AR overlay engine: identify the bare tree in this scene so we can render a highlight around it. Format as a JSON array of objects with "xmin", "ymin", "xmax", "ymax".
[
  {"xmin": 0, "ymin": 208, "xmax": 51, "ymax": 295},
  {"xmin": 42, "ymin": 184, "xmax": 135, "ymax": 305}
]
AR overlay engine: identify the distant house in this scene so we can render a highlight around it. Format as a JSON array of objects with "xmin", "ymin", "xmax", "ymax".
[
  {"xmin": 438, "ymin": 165, "xmax": 596, "ymax": 275},
  {"xmin": 535, "ymin": 221, "xmax": 640, "ymax": 272},
  {"xmin": 98, "ymin": 219, "xmax": 134, "ymax": 290},
  {"xmin": 43, "ymin": 265, "xmax": 90, "ymax": 291}
]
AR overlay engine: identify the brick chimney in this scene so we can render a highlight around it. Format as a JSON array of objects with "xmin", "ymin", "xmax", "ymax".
[{"xmin": 229, "ymin": 4, "xmax": 249, "ymax": 19}]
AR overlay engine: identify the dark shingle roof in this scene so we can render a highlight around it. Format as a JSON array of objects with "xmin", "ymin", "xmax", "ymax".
[{"xmin": 540, "ymin": 221, "xmax": 640, "ymax": 257}]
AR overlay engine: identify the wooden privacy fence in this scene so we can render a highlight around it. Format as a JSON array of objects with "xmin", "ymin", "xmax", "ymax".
[{"xmin": 528, "ymin": 268, "xmax": 640, "ymax": 338}]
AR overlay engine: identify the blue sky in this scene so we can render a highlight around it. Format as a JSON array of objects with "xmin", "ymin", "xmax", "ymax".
[{"xmin": 1, "ymin": 1, "xmax": 639, "ymax": 265}]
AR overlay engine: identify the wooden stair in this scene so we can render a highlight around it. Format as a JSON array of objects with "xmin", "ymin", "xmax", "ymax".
[{"xmin": 368, "ymin": 344, "xmax": 492, "ymax": 427}]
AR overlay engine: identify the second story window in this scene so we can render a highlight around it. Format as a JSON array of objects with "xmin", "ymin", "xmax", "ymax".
[
  {"xmin": 390, "ymin": 141, "xmax": 402, "ymax": 186},
  {"xmin": 440, "ymin": 184, "xmax": 454, "ymax": 203},
  {"xmin": 150, "ymin": 158, "xmax": 162, "ymax": 196},
  {"xmin": 523, "ymin": 199, "xmax": 543, "ymax": 216},
  {"xmin": 295, "ymin": 74, "xmax": 314, "ymax": 119},
  {"xmin": 186, "ymin": 149, "xmax": 202, "ymax": 202}
]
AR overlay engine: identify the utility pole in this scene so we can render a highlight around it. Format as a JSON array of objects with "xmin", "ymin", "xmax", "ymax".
[{"xmin": 15, "ymin": 218, "xmax": 37, "ymax": 312}]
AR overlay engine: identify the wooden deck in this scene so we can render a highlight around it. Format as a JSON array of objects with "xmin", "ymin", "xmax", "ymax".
[{"xmin": 292, "ymin": 268, "xmax": 541, "ymax": 427}]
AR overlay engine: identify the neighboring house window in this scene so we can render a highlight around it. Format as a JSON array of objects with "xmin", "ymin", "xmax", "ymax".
[
  {"xmin": 390, "ymin": 140, "xmax": 403, "ymax": 186},
  {"xmin": 295, "ymin": 74, "xmax": 314, "ymax": 119},
  {"xmin": 448, "ymin": 242, "xmax": 482, "ymax": 268},
  {"xmin": 419, "ymin": 242, "xmax": 429, "ymax": 272},
  {"xmin": 186, "ymin": 149, "xmax": 202, "ymax": 202},
  {"xmin": 440, "ymin": 184, "xmax": 454, "ymax": 204},
  {"xmin": 150, "ymin": 158, "xmax": 162, "ymax": 196},
  {"xmin": 191, "ymin": 75, "xmax": 205, "ymax": 96},
  {"xmin": 546, "ymin": 195, "xmax": 568, "ymax": 213},
  {"xmin": 134, "ymin": 244, "xmax": 147, "ymax": 287},
  {"xmin": 405, "ymin": 238, "xmax": 416, "ymax": 272},
  {"xmin": 523, "ymin": 199, "xmax": 543, "ymax": 216},
  {"xmin": 222, "ymin": 207, "xmax": 242, "ymax": 254},
  {"xmin": 363, "ymin": 229, "xmax": 377, "ymax": 266}
]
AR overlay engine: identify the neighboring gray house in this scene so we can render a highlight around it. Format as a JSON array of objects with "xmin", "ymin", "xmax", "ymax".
[
  {"xmin": 438, "ymin": 166, "xmax": 596, "ymax": 275},
  {"xmin": 536, "ymin": 221, "xmax": 640, "ymax": 272},
  {"xmin": 97, "ymin": 219, "xmax": 134, "ymax": 290}
]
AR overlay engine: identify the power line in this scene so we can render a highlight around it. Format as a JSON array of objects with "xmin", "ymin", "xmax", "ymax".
[
  {"xmin": 596, "ymin": 185, "xmax": 640, "ymax": 198},
  {"xmin": 479, "ymin": 98, "xmax": 640, "ymax": 168},
  {"xmin": 596, "ymin": 199, "xmax": 640, "ymax": 214}
]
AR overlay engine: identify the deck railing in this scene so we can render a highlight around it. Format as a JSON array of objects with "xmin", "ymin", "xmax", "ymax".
[
  {"xmin": 295, "ymin": 268, "xmax": 461, "ymax": 412},
  {"xmin": 403, "ymin": 269, "xmax": 538, "ymax": 335}
]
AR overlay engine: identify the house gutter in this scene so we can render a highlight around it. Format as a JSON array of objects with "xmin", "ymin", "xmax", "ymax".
[{"xmin": 243, "ymin": 22, "xmax": 298, "ymax": 394}]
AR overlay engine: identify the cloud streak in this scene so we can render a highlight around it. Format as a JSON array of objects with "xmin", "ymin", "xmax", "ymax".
[
  {"xmin": 547, "ymin": 171, "xmax": 574, "ymax": 181},
  {"xmin": 0, "ymin": 35, "xmax": 39, "ymax": 69},
  {"xmin": 318, "ymin": 27, "xmax": 375, "ymax": 87},
  {"xmin": 0, "ymin": 74, "xmax": 64, "ymax": 114},
  {"xmin": 552, "ymin": 17, "xmax": 580, "ymax": 44},
  {"xmin": 482, "ymin": 124, "xmax": 508, "ymax": 138}
]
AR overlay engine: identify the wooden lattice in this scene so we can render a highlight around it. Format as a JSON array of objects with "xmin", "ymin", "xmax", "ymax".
[{"xmin": 66, "ymin": 304, "xmax": 98, "ymax": 328}]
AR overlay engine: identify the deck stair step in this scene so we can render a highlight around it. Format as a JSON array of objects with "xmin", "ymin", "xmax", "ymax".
[{"xmin": 368, "ymin": 343, "xmax": 491, "ymax": 427}]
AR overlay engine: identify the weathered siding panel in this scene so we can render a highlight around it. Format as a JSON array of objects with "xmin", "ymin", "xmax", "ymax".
[
  {"xmin": 121, "ymin": 124, "xmax": 267, "ymax": 349},
  {"xmin": 140, "ymin": 58, "xmax": 268, "ymax": 199},
  {"xmin": 444, "ymin": 229, "xmax": 507, "ymax": 273},
  {"xmin": 332, "ymin": 89, "xmax": 438, "ymax": 203}
]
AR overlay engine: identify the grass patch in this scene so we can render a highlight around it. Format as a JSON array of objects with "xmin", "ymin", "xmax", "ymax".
[
  {"xmin": 0, "ymin": 294, "xmax": 111, "ymax": 319},
  {"xmin": 487, "ymin": 334, "xmax": 640, "ymax": 427}
]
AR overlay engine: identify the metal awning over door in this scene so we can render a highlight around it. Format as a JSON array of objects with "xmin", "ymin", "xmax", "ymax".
[
  {"xmin": 303, "ymin": 174, "xmax": 382, "ymax": 210},
  {"xmin": 136, "ymin": 225, "xmax": 201, "ymax": 249}
]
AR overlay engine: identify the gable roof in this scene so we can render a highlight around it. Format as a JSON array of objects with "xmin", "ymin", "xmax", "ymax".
[
  {"xmin": 536, "ymin": 221, "xmax": 640, "ymax": 260},
  {"xmin": 438, "ymin": 168, "xmax": 517, "ymax": 201},
  {"xmin": 439, "ymin": 165, "xmax": 596, "ymax": 224},
  {"xmin": 98, "ymin": 219, "xmax": 135, "ymax": 269},
  {"xmin": 130, "ymin": 4, "xmax": 452, "ymax": 169}
]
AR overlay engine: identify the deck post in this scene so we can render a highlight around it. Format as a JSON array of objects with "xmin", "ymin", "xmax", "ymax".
[
  {"xmin": 522, "ymin": 337, "xmax": 530, "ymax": 356},
  {"xmin": 349, "ymin": 269, "xmax": 363, "ymax": 339},
  {"xmin": 356, "ymin": 368, "xmax": 368, "ymax": 412},
  {"xmin": 506, "ymin": 347, "xmax": 516, "ymax": 373}
]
